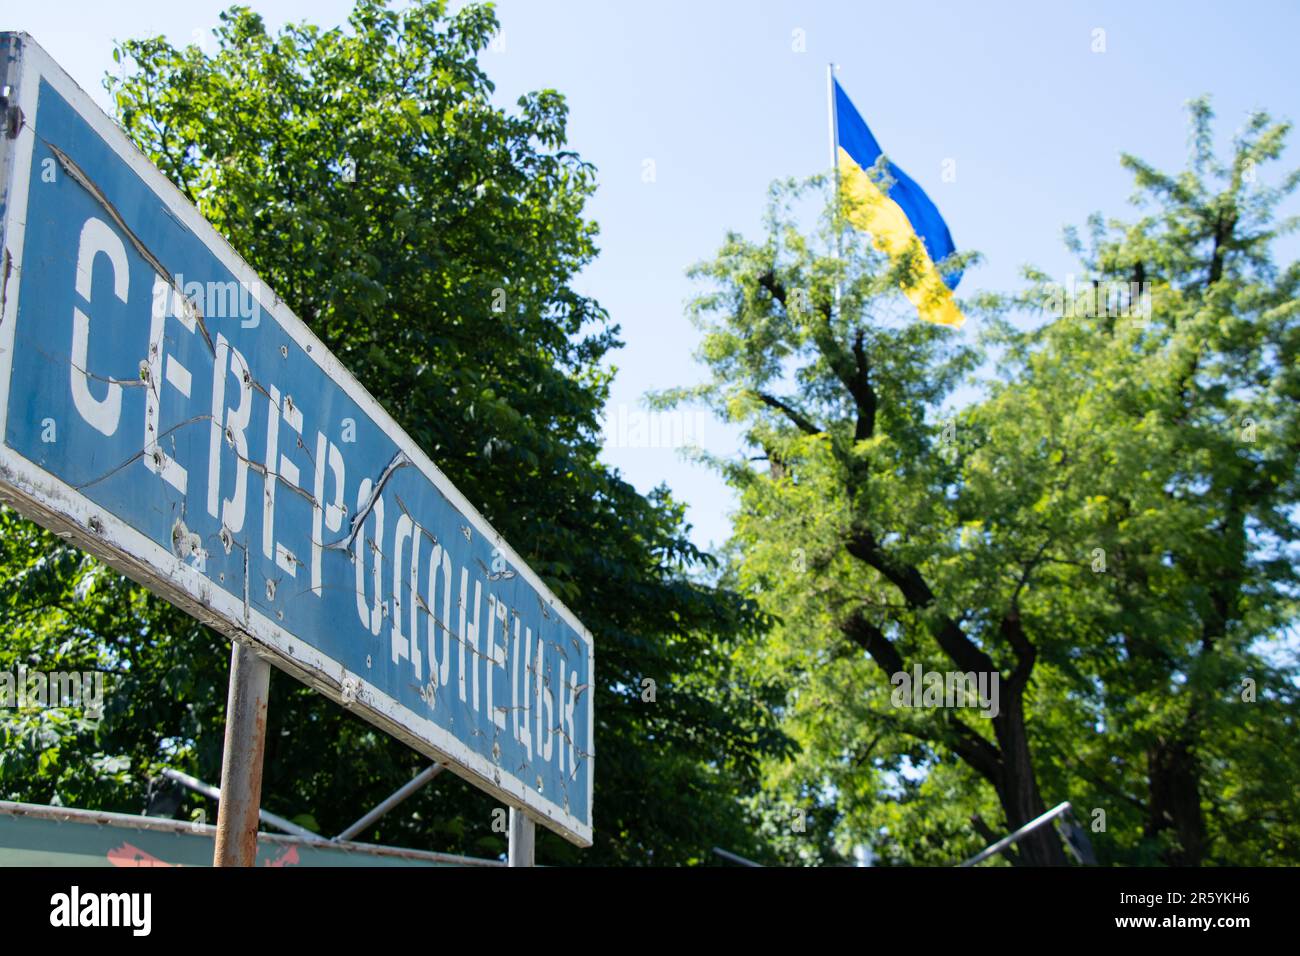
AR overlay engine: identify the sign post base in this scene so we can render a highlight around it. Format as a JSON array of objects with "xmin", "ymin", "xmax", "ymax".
[
  {"xmin": 213, "ymin": 642, "xmax": 272, "ymax": 867},
  {"xmin": 508, "ymin": 809, "xmax": 535, "ymax": 867}
]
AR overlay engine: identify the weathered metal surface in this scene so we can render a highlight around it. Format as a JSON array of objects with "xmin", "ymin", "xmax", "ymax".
[
  {"xmin": 507, "ymin": 808, "xmax": 535, "ymax": 867},
  {"xmin": 0, "ymin": 33, "xmax": 594, "ymax": 845},
  {"xmin": 212, "ymin": 642, "xmax": 272, "ymax": 867},
  {"xmin": 0, "ymin": 801, "xmax": 504, "ymax": 867}
]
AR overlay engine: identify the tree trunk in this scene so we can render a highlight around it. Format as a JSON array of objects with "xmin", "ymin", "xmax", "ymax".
[
  {"xmin": 991, "ymin": 690, "xmax": 1068, "ymax": 866},
  {"xmin": 1146, "ymin": 736, "xmax": 1206, "ymax": 866}
]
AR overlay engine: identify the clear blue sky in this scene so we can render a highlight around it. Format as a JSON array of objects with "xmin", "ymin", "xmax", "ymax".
[{"xmin": 11, "ymin": 0, "xmax": 1300, "ymax": 551}]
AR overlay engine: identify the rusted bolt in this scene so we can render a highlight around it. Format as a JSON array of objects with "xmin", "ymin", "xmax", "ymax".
[{"xmin": 341, "ymin": 676, "xmax": 359, "ymax": 706}]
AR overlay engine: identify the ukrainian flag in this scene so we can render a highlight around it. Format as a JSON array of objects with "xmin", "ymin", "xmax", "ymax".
[{"xmin": 833, "ymin": 77, "xmax": 964, "ymax": 328}]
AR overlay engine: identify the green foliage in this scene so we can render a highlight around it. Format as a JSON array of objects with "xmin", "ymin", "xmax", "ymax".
[
  {"xmin": 988, "ymin": 96, "xmax": 1300, "ymax": 865},
  {"xmin": 669, "ymin": 100, "xmax": 1299, "ymax": 866},
  {"xmin": 0, "ymin": 0, "xmax": 788, "ymax": 865}
]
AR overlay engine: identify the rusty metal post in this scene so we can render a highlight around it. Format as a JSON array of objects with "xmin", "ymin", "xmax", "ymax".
[
  {"xmin": 507, "ymin": 808, "xmax": 534, "ymax": 867},
  {"xmin": 213, "ymin": 641, "xmax": 272, "ymax": 867}
]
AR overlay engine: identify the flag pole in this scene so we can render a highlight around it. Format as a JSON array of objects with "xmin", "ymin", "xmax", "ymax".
[
  {"xmin": 827, "ymin": 62, "xmax": 843, "ymax": 316},
  {"xmin": 827, "ymin": 61, "xmax": 839, "ymax": 194}
]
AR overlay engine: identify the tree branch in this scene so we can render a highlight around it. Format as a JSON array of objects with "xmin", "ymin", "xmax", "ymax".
[
  {"xmin": 841, "ymin": 608, "xmax": 905, "ymax": 675},
  {"xmin": 756, "ymin": 269, "xmax": 789, "ymax": 311},
  {"xmin": 755, "ymin": 269, "xmax": 876, "ymax": 441},
  {"xmin": 850, "ymin": 328, "xmax": 877, "ymax": 441},
  {"xmin": 841, "ymin": 608, "xmax": 1002, "ymax": 785},
  {"xmin": 946, "ymin": 711, "xmax": 1003, "ymax": 785},
  {"xmin": 999, "ymin": 607, "xmax": 1036, "ymax": 690},
  {"xmin": 756, "ymin": 391, "xmax": 822, "ymax": 436},
  {"xmin": 846, "ymin": 529, "xmax": 998, "ymax": 677},
  {"xmin": 1207, "ymin": 209, "xmax": 1237, "ymax": 287}
]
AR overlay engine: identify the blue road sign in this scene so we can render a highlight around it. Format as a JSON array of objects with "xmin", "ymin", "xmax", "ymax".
[{"xmin": 0, "ymin": 34, "xmax": 593, "ymax": 845}]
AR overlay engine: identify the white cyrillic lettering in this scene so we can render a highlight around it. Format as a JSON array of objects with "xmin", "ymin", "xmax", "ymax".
[
  {"xmin": 566, "ymin": 666, "xmax": 578, "ymax": 775},
  {"xmin": 351, "ymin": 479, "xmax": 385, "ymax": 636},
  {"xmin": 262, "ymin": 384, "xmax": 281, "ymax": 562},
  {"xmin": 71, "ymin": 217, "xmax": 127, "ymax": 437},
  {"xmin": 310, "ymin": 432, "xmax": 345, "ymax": 595},
  {"xmin": 513, "ymin": 618, "xmax": 533, "ymax": 760},
  {"xmin": 263, "ymin": 386, "xmax": 304, "ymax": 577},
  {"xmin": 392, "ymin": 514, "xmax": 413, "ymax": 669},
  {"xmin": 409, "ymin": 525, "xmax": 422, "ymax": 679},
  {"xmin": 534, "ymin": 636, "xmax": 553, "ymax": 763},
  {"xmin": 208, "ymin": 335, "xmax": 253, "ymax": 533},
  {"xmin": 458, "ymin": 569, "xmax": 482, "ymax": 709},
  {"xmin": 486, "ymin": 595, "xmax": 507, "ymax": 731},
  {"xmin": 426, "ymin": 543, "xmax": 452, "ymax": 690},
  {"xmin": 143, "ymin": 276, "xmax": 195, "ymax": 493}
]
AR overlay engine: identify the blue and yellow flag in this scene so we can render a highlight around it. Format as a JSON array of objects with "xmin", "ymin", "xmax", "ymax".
[{"xmin": 833, "ymin": 77, "xmax": 964, "ymax": 328}]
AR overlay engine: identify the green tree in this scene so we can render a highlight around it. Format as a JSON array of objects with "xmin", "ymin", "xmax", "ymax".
[
  {"xmin": 984, "ymin": 97, "xmax": 1300, "ymax": 865},
  {"xmin": 0, "ymin": 0, "xmax": 788, "ymax": 865},
  {"xmin": 667, "ymin": 98, "xmax": 1299, "ymax": 866},
  {"xmin": 658, "ymin": 174, "xmax": 1074, "ymax": 865}
]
